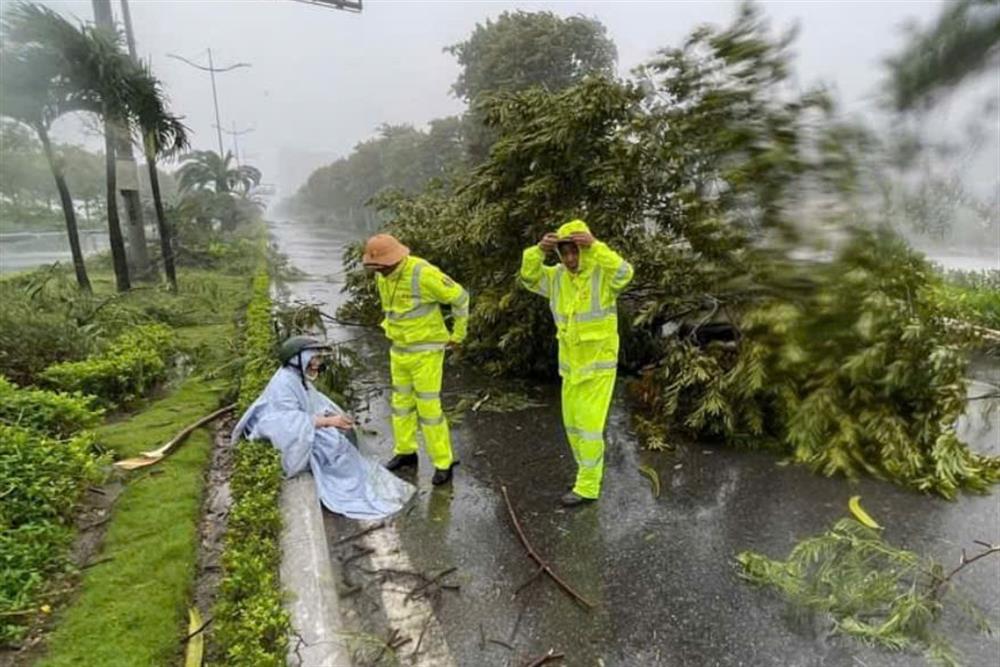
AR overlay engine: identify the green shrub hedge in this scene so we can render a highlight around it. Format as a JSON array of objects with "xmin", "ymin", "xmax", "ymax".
[
  {"xmin": 39, "ymin": 324, "xmax": 175, "ymax": 407},
  {"xmin": 0, "ymin": 424, "xmax": 105, "ymax": 644},
  {"xmin": 0, "ymin": 377, "xmax": 103, "ymax": 438},
  {"xmin": 211, "ymin": 269, "xmax": 289, "ymax": 666}
]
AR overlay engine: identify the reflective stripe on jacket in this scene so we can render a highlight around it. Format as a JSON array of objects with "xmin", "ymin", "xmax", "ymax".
[{"xmin": 376, "ymin": 255, "xmax": 469, "ymax": 348}]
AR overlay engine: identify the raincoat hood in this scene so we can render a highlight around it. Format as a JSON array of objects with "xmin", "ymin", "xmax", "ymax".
[
  {"xmin": 555, "ymin": 219, "xmax": 595, "ymax": 273},
  {"xmin": 556, "ymin": 219, "xmax": 591, "ymax": 240}
]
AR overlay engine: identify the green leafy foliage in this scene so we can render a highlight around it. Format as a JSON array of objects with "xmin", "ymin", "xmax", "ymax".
[
  {"xmin": 446, "ymin": 9, "xmax": 618, "ymax": 118},
  {"xmin": 236, "ymin": 271, "xmax": 278, "ymax": 412},
  {"xmin": 0, "ymin": 376, "xmax": 102, "ymax": 437},
  {"xmin": 886, "ymin": 0, "xmax": 1000, "ymax": 111},
  {"xmin": 213, "ymin": 268, "xmax": 288, "ymax": 665},
  {"xmin": 211, "ymin": 438, "xmax": 288, "ymax": 667},
  {"xmin": 0, "ymin": 424, "xmax": 106, "ymax": 644},
  {"xmin": 40, "ymin": 323, "xmax": 175, "ymax": 407},
  {"xmin": 738, "ymin": 518, "xmax": 993, "ymax": 666},
  {"xmin": 635, "ymin": 230, "xmax": 1000, "ymax": 497},
  {"xmin": 0, "ymin": 260, "xmax": 250, "ymax": 385},
  {"xmin": 930, "ymin": 269, "xmax": 1000, "ymax": 331}
]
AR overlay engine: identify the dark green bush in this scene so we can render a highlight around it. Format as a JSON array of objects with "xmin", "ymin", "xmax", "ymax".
[
  {"xmin": 0, "ymin": 424, "xmax": 105, "ymax": 644},
  {"xmin": 0, "ymin": 275, "xmax": 95, "ymax": 385},
  {"xmin": 211, "ymin": 439, "xmax": 287, "ymax": 666},
  {"xmin": 39, "ymin": 324, "xmax": 175, "ymax": 407},
  {"xmin": 212, "ymin": 268, "xmax": 289, "ymax": 666},
  {"xmin": 0, "ymin": 377, "xmax": 103, "ymax": 438}
]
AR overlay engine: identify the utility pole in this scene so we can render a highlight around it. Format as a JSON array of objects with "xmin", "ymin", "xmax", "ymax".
[
  {"xmin": 168, "ymin": 51, "xmax": 250, "ymax": 158},
  {"xmin": 92, "ymin": 0, "xmax": 152, "ymax": 278}
]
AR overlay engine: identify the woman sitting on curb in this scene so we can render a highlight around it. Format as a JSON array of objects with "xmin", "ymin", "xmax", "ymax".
[{"xmin": 231, "ymin": 335, "xmax": 414, "ymax": 520}]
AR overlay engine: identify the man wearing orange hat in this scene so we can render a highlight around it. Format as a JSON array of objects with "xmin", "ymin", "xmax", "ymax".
[{"xmin": 362, "ymin": 234, "xmax": 469, "ymax": 485}]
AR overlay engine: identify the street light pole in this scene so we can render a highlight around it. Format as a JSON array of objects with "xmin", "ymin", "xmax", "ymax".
[
  {"xmin": 119, "ymin": 0, "xmax": 138, "ymax": 59},
  {"xmin": 167, "ymin": 51, "xmax": 250, "ymax": 158},
  {"xmin": 207, "ymin": 48, "xmax": 225, "ymax": 156}
]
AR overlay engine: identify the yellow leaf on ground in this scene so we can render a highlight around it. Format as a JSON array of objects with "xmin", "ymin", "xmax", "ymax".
[{"xmin": 184, "ymin": 607, "xmax": 204, "ymax": 667}]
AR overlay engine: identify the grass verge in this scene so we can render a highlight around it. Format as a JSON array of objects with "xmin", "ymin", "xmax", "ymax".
[{"xmin": 37, "ymin": 378, "xmax": 227, "ymax": 667}]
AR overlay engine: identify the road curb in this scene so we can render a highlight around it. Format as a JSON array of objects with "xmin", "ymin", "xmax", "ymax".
[{"xmin": 279, "ymin": 472, "xmax": 350, "ymax": 666}]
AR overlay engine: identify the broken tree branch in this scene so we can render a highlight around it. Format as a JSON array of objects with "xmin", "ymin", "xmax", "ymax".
[
  {"xmin": 114, "ymin": 404, "xmax": 236, "ymax": 470},
  {"xmin": 500, "ymin": 484, "xmax": 595, "ymax": 609}
]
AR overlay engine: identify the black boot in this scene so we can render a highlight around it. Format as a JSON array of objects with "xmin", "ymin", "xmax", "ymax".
[
  {"xmin": 560, "ymin": 491, "xmax": 595, "ymax": 507},
  {"xmin": 432, "ymin": 462, "xmax": 457, "ymax": 486},
  {"xmin": 385, "ymin": 453, "xmax": 418, "ymax": 471}
]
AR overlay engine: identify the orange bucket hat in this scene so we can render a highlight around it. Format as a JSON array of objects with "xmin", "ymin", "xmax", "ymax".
[{"xmin": 362, "ymin": 234, "xmax": 410, "ymax": 267}]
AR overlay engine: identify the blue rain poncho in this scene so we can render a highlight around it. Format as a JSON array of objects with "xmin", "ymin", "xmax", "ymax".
[{"xmin": 231, "ymin": 352, "xmax": 414, "ymax": 520}]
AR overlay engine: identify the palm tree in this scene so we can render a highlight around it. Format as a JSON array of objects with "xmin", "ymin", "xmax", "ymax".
[
  {"xmin": 130, "ymin": 65, "xmax": 189, "ymax": 291},
  {"xmin": 3, "ymin": 3, "xmax": 135, "ymax": 291},
  {"xmin": 177, "ymin": 150, "xmax": 262, "ymax": 196},
  {"xmin": 0, "ymin": 13, "xmax": 93, "ymax": 290}
]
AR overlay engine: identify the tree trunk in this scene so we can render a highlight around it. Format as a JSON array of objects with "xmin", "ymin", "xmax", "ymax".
[
  {"xmin": 145, "ymin": 138, "xmax": 177, "ymax": 291},
  {"xmin": 103, "ymin": 119, "xmax": 131, "ymax": 291},
  {"xmin": 92, "ymin": 0, "xmax": 151, "ymax": 280},
  {"xmin": 39, "ymin": 126, "xmax": 91, "ymax": 292}
]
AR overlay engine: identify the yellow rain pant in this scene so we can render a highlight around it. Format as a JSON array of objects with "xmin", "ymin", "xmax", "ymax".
[
  {"xmin": 390, "ymin": 348, "xmax": 453, "ymax": 470},
  {"xmin": 561, "ymin": 372, "xmax": 615, "ymax": 499}
]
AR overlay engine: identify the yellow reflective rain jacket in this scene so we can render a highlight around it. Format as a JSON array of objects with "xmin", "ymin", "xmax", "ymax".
[
  {"xmin": 376, "ymin": 255, "xmax": 469, "ymax": 352},
  {"xmin": 519, "ymin": 221, "xmax": 633, "ymax": 382},
  {"xmin": 519, "ymin": 220, "xmax": 633, "ymax": 499},
  {"xmin": 377, "ymin": 255, "xmax": 468, "ymax": 470}
]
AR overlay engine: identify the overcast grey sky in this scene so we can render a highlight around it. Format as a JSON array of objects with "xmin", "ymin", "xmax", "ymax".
[{"xmin": 34, "ymin": 0, "xmax": 963, "ymax": 198}]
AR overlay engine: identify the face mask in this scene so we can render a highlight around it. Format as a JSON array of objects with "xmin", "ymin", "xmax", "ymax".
[{"xmin": 306, "ymin": 367, "xmax": 320, "ymax": 382}]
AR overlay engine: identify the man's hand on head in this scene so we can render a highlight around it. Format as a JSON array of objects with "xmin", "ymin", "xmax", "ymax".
[{"xmin": 538, "ymin": 233, "xmax": 559, "ymax": 253}]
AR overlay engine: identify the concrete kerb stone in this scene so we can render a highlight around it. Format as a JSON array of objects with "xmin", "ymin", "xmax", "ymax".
[{"xmin": 280, "ymin": 472, "xmax": 351, "ymax": 666}]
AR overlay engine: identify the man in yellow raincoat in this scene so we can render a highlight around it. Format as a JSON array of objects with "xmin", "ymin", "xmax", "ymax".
[
  {"xmin": 363, "ymin": 234, "xmax": 468, "ymax": 485},
  {"xmin": 519, "ymin": 220, "xmax": 633, "ymax": 505}
]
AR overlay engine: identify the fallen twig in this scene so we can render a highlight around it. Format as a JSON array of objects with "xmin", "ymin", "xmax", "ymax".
[
  {"xmin": 487, "ymin": 638, "xmax": 514, "ymax": 651},
  {"xmin": 114, "ymin": 404, "xmax": 236, "ymax": 470},
  {"xmin": 500, "ymin": 484, "xmax": 595, "ymax": 609},
  {"xmin": 341, "ymin": 546, "xmax": 376, "ymax": 565},
  {"xmin": 81, "ymin": 556, "xmax": 115, "ymax": 570},
  {"xmin": 182, "ymin": 616, "xmax": 213, "ymax": 643},
  {"xmin": 514, "ymin": 566, "xmax": 545, "ymax": 596},
  {"xmin": 406, "ymin": 567, "xmax": 457, "ymax": 602},
  {"xmin": 509, "ymin": 603, "xmax": 525, "ymax": 642},
  {"xmin": 80, "ymin": 515, "xmax": 112, "ymax": 531},
  {"xmin": 333, "ymin": 521, "xmax": 385, "ymax": 546},
  {"xmin": 413, "ymin": 613, "xmax": 433, "ymax": 657},
  {"xmin": 522, "ymin": 648, "xmax": 564, "ymax": 667},
  {"xmin": 931, "ymin": 541, "xmax": 1000, "ymax": 599}
]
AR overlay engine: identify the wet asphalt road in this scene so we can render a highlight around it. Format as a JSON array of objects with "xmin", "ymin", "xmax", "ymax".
[{"xmin": 271, "ymin": 218, "xmax": 1000, "ymax": 667}]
